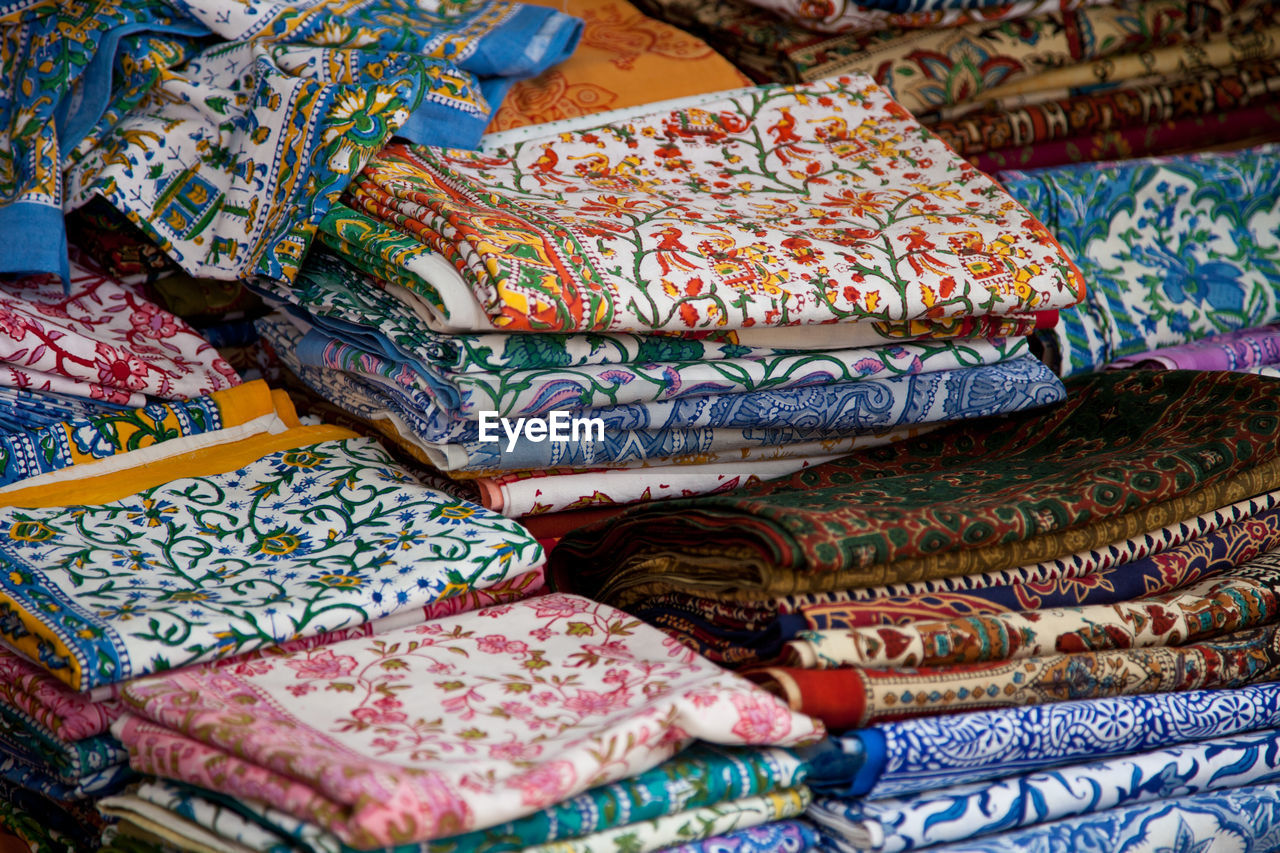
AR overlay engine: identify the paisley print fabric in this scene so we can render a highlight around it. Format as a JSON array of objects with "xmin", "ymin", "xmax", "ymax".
[
  {"xmin": 814, "ymin": 682, "xmax": 1280, "ymax": 800},
  {"xmin": 786, "ymin": 551, "xmax": 1280, "ymax": 668},
  {"xmin": 796, "ymin": 500, "xmax": 1280, "ymax": 628},
  {"xmin": 734, "ymin": 0, "xmax": 1104, "ymax": 34},
  {"xmin": 933, "ymin": 782, "xmax": 1280, "ymax": 853},
  {"xmin": 488, "ymin": 0, "xmax": 749, "ymax": 132},
  {"xmin": 0, "ymin": 434, "xmax": 543, "ymax": 691},
  {"xmin": 345, "ymin": 75, "xmax": 1083, "ymax": 334},
  {"xmin": 551, "ymin": 370, "xmax": 1280, "ymax": 598},
  {"xmin": 751, "ymin": 621, "xmax": 1280, "ymax": 729},
  {"xmin": 113, "ymin": 594, "xmax": 824, "ymax": 848},
  {"xmin": 931, "ymin": 58, "xmax": 1280, "ymax": 165},
  {"xmin": 0, "ymin": 262, "xmax": 238, "ymax": 410},
  {"xmin": 809, "ymin": 728, "xmax": 1280, "ymax": 853},
  {"xmin": 1002, "ymin": 146, "xmax": 1280, "ymax": 376},
  {"xmin": 0, "ymin": 644, "xmax": 121, "ymax": 744},
  {"xmin": 1108, "ymin": 323, "xmax": 1280, "ymax": 371}
]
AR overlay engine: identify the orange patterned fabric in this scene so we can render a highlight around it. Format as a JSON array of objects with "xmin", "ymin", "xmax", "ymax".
[{"xmin": 486, "ymin": 0, "xmax": 750, "ymax": 132}]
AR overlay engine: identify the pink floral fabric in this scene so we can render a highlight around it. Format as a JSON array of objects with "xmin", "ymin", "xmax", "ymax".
[
  {"xmin": 115, "ymin": 593, "xmax": 823, "ymax": 848},
  {"xmin": 0, "ymin": 644, "xmax": 121, "ymax": 742},
  {"xmin": 0, "ymin": 261, "xmax": 239, "ymax": 406}
]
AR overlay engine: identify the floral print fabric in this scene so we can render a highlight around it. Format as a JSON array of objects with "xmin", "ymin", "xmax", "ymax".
[
  {"xmin": 346, "ymin": 75, "xmax": 1083, "ymax": 334},
  {"xmin": 1001, "ymin": 145, "xmax": 1280, "ymax": 376},
  {"xmin": 114, "ymin": 594, "xmax": 824, "ymax": 848},
  {"xmin": 935, "ymin": 782, "xmax": 1280, "ymax": 853},
  {"xmin": 809, "ymin": 728, "xmax": 1280, "ymax": 853},
  {"xmin": 0, "ymin": 262, "xmax": 238, "ymax": 413},
  {"xmin": 3, "ymin": 0, "xmax": 581, "ymax": 285},
  {"xmin": 815, "ymin": 682, "xmax": 1280, "ymax": 800},
  {"xmin": 0, "ymin": 435, "xmax": 543, "ymax": 691}
]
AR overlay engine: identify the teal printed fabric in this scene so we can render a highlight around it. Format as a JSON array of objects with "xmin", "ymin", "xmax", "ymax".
[
  {"xmin": 0, "ymin": 436, "xmax": 543, "ymax": 690},
  {"xmin": 0, "ymin": 395, "xmax": 223, "ymax": 489},
  {"xmin": 1001, "ymin": 145, "xmax": 1280, "ymax": 376},
  {"xmin": 3, "ymin": 0, "xmax": 581, "ymax": 284},
  {"xmin": 810, "ymin": 727, "xmax": 1280, "ymax": 852},
  {"xmin": 812, "ymin": 682, "xmax": 1280, "ymax": 800},
  {"xmin": 0, "ymin": 699, "xmax": 125, "ymax": 787},
  {"xmin": 931, "ymin": 782, "xmax": 1280, "ymax": 853}
]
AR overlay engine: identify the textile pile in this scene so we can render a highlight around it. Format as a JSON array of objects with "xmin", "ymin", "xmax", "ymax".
[
  {"xmin": 255, "ymin": 73, "xmax": 1084, "ymax": 523},
  {"xmin": 4, "ymin": 0, "xmax": 1280, "ymax": 848}
]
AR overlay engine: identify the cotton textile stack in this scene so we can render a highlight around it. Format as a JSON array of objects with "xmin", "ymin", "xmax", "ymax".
[
  {"xmin": 629, "ymin": 0, "xmax": 1280, "ymax": 170},
  {"xmin": 95, "ymin": 594, "xmax": 825, "ymax": 853},
  {"xmin": 550, "ymin": 366, "xmax": 1280, "ymax": 848},
  {"xmin": 254, "ymin": 73, "xmax": 1084, "ymax": 518},
  {"xmin": 0, "ymin": 379, "xmax": 547, "ymax": 852}
]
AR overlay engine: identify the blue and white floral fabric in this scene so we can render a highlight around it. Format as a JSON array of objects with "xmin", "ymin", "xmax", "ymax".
[
  {"xmin": 809, "ymin": 727, "xmax": 1280, "ymax": 852},
  {"xmin": 810, "ymin": 683, "xmax": 1280, "ymax": 799},
  {"xmin": 1001, "ymin": 145, "xmax": 1280, "ymax": 376},
  {"xmin": 924, "ymin": 782, "xmax": 1280, "ymax": 853}
]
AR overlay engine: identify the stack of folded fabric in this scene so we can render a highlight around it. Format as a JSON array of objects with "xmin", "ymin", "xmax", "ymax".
[
  {"xmin": 94, "ymin": 594, "xmax": 824, "ymax": 852},
  {"xmin": 2, "ymin": 0, "xmax": 582, "ymax": 285},
  {"xmin": 0, "ymin": 380, "xmax": 547, "ymax": 851},
  {"xmin": 549, "ymin": 367, "xmax": 1280, "ymax": 845},
  {"xmin": 803, "ymin": 687, "xmax": 1280, "ymax": 850},
  {"xmin": 630, "ymin": 0, "xmax": 1280, "ymax": 169},
  {"xmin": 254, "ymin": 72, "xmax": 1084, "ymax": 518},
  {"xmin": 998, "ymin": 144, "xmax": 1280, "ymax": 377},
  {"xmin": 0, "ymin": 260, "xmax": 239, "ymax": 431}
]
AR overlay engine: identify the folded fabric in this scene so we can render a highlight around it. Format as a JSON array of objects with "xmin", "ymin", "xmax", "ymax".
[
  {"xmin": 312, "ymin": 209, "xmax": 1050, "ymax": 349},
  {"xmin": 98, "ymin": 745, "xmax": 805, "ymax": 852},
  {"xmin": 929, "ymin": 781, "xmax": 1280, "ymax": 852},
  {"xmin": 0, "ymin": 431, "xmax": 544, "ymax": 691},
  {"xmin": 0, "ymin": 699, "xmax": 127, "ymax": 787},
  {"xmin": 479, "ymin": 456, "xmax": 843, "ymax": 517},
  {"xmin": 278, "ymin": 308, "xmax": 1038, "ymax": 421},
  {"xmin": 0, "ymin": 644, "xmax": 121, "ymax": 743},
  {"xmin": 797, "ymin": 498, "xmax": 1280, "ymax": 627},
  {"xmin": 1002, "ymin": 145, "xmax": 1280, "ymax": 376},
  {"xmin": 344, "ymin": 74, "xmax": 1083, "ymax": 334},
  {"xmin": 488, "ymin": 0, "xmax": 749, "ymax": 132},
  {"xmin": 809, "ymin": 727, "xmax": 1280, "ymax": 852},
  {"xmin": 113, "ymin": 593, "xmax": 824, "ymax": 848},
  {"xmin": 0, "ymin": 387, "xmax": 129, "ymax": 433},
  {"xmin": 660, "ymin": 819, "xmax": 820, "ymax": 853},
  {"xmin": 932, "ymin": 57, "xmax": 1280, "ymax": 162},
  {"xmin": 709, "ymin": 0, "xmax": 1106, "ymax": 37},
  {"xmin": 787, "ymin": 550, "xmax": 1280, "ymax": 668},
  {"xmin": 814, "ymin": 682, "xmax": 1280, "ymax": 800},
  {"xmin": 551, "ymin": 370, "xmax": 1280, "ymax": 599},
  {"xmin": 1108, "ymin": 322, "xmax": 1280, "ymax": 371},
  {"xmin": 0, "ymin": 261, "xmax": 239, "ymax": 407},
  {"xmin": 0, "ymin": 777, "xmax": 105, "ymax": 853},
  {"xmin": 975, "ymin": 99, "xmax": 1280, "ymax": 173},
  {"xmin": 8, "ymin": 0, "xmax": 581, "ymax": 284},
  {"xmin": 752, "ymin": 621, "xmax": 1280, "ymax": 729},
  {"xmin": 0, "ymin": 381, "xmax": 281, "ymax": 492},
  {"xmin": 695, "ymin": 0, "xmax": 1280, "ymax": 110},
  {"xmin": 521, "ymin": 788, "xmax": 811, "ymax": 853}
]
